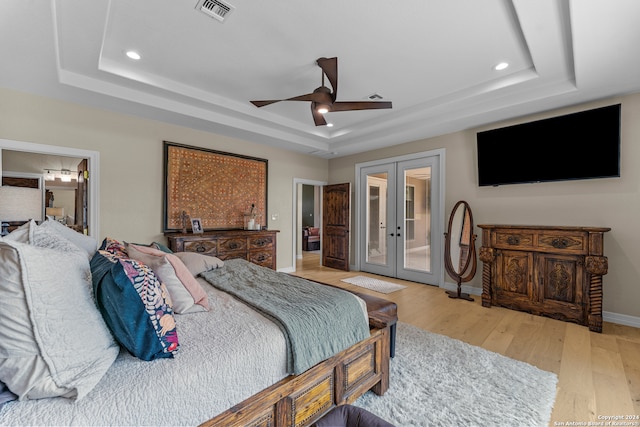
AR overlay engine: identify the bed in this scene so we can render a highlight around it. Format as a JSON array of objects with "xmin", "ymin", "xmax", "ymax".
[{"xmin": 0, "ymin": 220, "xmax": 393, "ymax": 426}]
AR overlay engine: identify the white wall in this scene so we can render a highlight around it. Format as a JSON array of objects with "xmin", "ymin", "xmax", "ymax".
[
  {"xmin": 329, "ymin": 93, "xmax": 640, "ymax": 320},
  {"xmin": 0, "ymin": 88, "xmax": 328, "ymax": 270}
]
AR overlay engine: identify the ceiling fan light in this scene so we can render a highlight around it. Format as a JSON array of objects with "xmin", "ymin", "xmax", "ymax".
[{"xmin": 316, "ymin": 105, "xmax": 329, "ymax": 114}]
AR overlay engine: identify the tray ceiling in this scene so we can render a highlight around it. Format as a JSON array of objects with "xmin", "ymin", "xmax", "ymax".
[{"xmin": 1, "ymin": 0, "xmax": 639, "ymax": 158}]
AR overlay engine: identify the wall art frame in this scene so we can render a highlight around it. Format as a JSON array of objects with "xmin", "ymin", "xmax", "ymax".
[{"xmin": 163, "ymin": 141, "xmax": 268, "ymax": 233}]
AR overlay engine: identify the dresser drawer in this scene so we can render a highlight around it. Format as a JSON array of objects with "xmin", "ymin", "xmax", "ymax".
[
  {"xmin": 218, "ymin": 237, "xmax": 247, "ymax": 253},
  {"xmin": 249, "ymin": 250, "xmax": 273, "ymax": 267},
  {"xmin": 249, "ymin": 235, "xmax": 274, "ymax": 250},
  {"xmin": 493, "ymin": 230, "xmax": 534, "ymax": 250},
  {"xmin": 217, "ymin": 252, "xmax": 247, "ymax": 262},
  {"xmin": 183, "ymin": 240, "xmax": 217, "ymax": 255},
  {"xmin": 537, "ymin": 232, "xmax": 587, "ymax": 254}
]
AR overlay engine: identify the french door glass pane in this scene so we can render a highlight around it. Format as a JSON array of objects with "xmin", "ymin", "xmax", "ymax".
[
  {"xmin": 403, "ymin": 167, "xmax": 431, "ymax": 272},
  {"xmin": 366, "ymin": 173, "xmax": 387, "ymax": 266}
]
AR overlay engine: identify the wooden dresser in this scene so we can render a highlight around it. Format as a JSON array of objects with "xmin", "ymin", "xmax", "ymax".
[
  {"xmin": 166, "ymin": 229, "xmax": 278, "ymax": 270},
  {"xmin": 478, "ymin": 225, "xmax": 610, "ymax": 332}
]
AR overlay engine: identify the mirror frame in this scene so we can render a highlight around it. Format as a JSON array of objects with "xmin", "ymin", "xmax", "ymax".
[{"xmin": 443, "ymin": 200, "xmax": 477, "ymax": 301}]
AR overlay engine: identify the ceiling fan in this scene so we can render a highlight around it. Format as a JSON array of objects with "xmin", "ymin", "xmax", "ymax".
[{"xmin": 250, "ymin": 57, "xmax": 392, "ymax": 126}]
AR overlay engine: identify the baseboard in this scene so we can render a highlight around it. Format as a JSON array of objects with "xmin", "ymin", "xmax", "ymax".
[
  {"xmin": 278, "ymin": 266, "xmax": 295, "ymax": 273},
  {"xmin": 603, "ymin": 311, "xmax": 640, "ymax": 328}
]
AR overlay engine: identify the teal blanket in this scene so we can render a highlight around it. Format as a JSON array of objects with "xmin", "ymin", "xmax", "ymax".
[{"xmin": 200, "ymin": 259, "xmax": 370, "ymax": 374}]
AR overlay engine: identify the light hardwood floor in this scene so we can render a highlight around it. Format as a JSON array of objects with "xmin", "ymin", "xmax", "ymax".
[{"xmin": 293, "ymin": 252, "xmax": 640, "ymax": 426}]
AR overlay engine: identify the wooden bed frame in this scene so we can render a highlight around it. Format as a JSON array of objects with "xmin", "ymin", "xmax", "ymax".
[{"xmin": 201, "ymin": 298, "xmax": 394, "ymax": 427}]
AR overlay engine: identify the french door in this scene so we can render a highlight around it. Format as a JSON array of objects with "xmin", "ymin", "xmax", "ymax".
[{"xmin": 358, "ymin": 153, "xmax": 442, "ymax": 285}]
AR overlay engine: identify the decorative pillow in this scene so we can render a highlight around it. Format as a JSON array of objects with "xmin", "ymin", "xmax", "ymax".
[
  {"xmin": 126, "ymin": 245, "xmax": 207, "ymax": 314},
  {"xmin": 38, "ymin": 219, "xmax": 97, "ymax": 258},
  {"xmin": 174, "ymin": 251, "xmax": 224, "ymax": 276},
  {"xmin": 90, "ymin": 250, "xmax": 179, "ymax": 361},
  {"xmin": 99, "ymin": 237, "xmax": 128, "ymax": 258},
  {"xmin": 127, "ymin": 241, "xmax": 173, "ymax": 254},
  {"xmin": 126, "ymin": 244, "xmax": 209, "ymax": 311},
  {"xmin": 0, "ymin": 240, "xmax": 119, "ymax": 401},
  {"xmin": 152, "ymin": 241, "xmax": 173, "ymax": 253}
]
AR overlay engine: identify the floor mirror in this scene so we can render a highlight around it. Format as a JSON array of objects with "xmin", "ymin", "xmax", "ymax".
[{"xmin": 443, "ymin": 200, "xmax": 477, "ymax": 301}]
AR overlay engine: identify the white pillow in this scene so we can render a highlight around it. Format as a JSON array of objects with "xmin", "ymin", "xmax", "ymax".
[
  {"xmin": 2, "ymin": 221, "xmax": 30, "ymax": 243},
  {"xmin": 0, "ymin": 240, "xmax": 119, "ymax": 401},
  {"xmin": 38, "ymin": 219, "xmax": 97, "ymax": 258},
  {"xmin": 29, "ymin": 220, "xmax": 87, "ymax": 256},
  {"xmin": 3, "ymin": 219, "xmax": 94, "ymax": 259}
]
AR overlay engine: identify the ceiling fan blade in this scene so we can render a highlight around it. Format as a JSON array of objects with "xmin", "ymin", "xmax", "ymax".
[
  {"xmin": 331, "ymin": 101, "xmax": 392, "ymax": 112},
  {"xmin": 250, "ymin": 100, "xmax": 282, "ymax": 107},
  {"xmin": 251, "ymin": 92, "xmax": 325, "ymax": 108},
  {"xmin": 317, "ymin": 57, "xmax": 338, "ymax": 101},
  {"xmin": 286, "ymin": 93, "xmax": 322, "ymax": 102},
  {"xmin": 311, "ymin": 104, "xmax": 327, "ymax": 126}
]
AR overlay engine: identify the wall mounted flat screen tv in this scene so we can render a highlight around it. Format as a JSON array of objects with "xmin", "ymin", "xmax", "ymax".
[{"xmin": 477, "ymin": 104, "xmax": 621, "ymax": 186}]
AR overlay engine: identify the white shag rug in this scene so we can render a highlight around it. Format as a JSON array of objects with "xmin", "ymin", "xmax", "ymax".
[
  {"xmin": 341, "ymin": 276, "xmax": 407, "ymax": 294},
  {"xmin": 354, "ymin": 323, "xmax": 558, "ymax": 427}
]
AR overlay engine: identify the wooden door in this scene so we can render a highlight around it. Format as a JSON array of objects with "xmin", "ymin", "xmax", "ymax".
[
  {"xmin": 495, "ymin": 249, "xmax": 534, "ymax": 308},
  {"xmin": 322, "ymin": 183, "xmax": 350, "ymax": 271},
  {"xmin": 76, "ymin": 159, "xmax": 88, "ymax": 234},
  {"xmin": 535, "ymin": 253, "xmax": 585, "ymax": 324}
]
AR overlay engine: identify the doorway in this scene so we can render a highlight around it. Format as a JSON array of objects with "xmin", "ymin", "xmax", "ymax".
[
  {"xmin": 0, "ymin": 139, "xmax": 100, "ymax": 238},
  {"xmin": 292, "ymin": 178, "xmax": 326, "ymax": 271},
  {"xmin": 356, "ymin": 149, "xmax": 444, "ymax": 286}
]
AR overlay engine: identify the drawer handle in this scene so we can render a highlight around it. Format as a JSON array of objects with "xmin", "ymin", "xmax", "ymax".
[
  {"xmin": 255, "ymin": 239, "xmax": 267, "ymax": 247},
  {"xmin": 551, "ymin": 238, "xmax": 569, "ymax": 249},
  {"xmin": 195, "ymin": 244, "xmax": 206, "ymax": 253},
  {"xmin": 506, "ymin": 235, "xmax": 520, "ymax": 245},
  {"xmin": 256, "ymin": 254, "xmax": 266, "ymax": 262},
  {"xmin": 228, "ymin": 243, "xmax": 239, "ymax": 250}
]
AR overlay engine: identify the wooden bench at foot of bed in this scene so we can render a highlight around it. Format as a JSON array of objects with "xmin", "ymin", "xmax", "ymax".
[{"xmin": 201, "ymin": 293, "xmax": 396, "ymax": 427}]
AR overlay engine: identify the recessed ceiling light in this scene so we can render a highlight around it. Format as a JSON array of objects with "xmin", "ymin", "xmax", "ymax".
[
  {"xmin": 126, "ymin": 50, "xmax": 141, "ymax": 60},
  {"xmin": 494, "ymin": 62, "xmax": 509, "ymax": 71}
]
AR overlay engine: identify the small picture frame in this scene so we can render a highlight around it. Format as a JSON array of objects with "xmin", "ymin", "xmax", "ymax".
[{"xmin": 190, "ymin": 218, "xmax": 203, "ymax": 234}]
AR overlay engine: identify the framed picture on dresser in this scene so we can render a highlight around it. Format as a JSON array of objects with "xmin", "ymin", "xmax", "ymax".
[
  {"xmin": 163, "ymin": 141, "xmax": 268, "ymax": 232},
  {"xmin": 190, "ymin": 218, "xmax": 203, "ymax": 234}
]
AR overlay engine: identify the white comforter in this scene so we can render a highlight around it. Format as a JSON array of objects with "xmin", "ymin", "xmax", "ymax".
[{"xmin": 0, "ymin": 280, "xmax": 289, "ymax": 426}]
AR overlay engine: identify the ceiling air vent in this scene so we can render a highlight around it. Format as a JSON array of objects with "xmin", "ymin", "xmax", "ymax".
[{"xmin": 196, "ymin": 0, "xmax": 235, "ymax": 23}]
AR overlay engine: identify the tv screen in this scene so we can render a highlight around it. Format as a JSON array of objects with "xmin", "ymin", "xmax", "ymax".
[{"xmin": 477, "ymin": 104, "xmax": 621, "ymax": 186}]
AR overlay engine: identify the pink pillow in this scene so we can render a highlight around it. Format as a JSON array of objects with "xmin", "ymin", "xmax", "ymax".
[{"xmin": 126, "ymin": 244, "xmax": 209, "ymax": 311}]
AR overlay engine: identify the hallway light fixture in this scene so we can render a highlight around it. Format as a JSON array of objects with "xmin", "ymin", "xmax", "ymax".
[{"xmin": 43, "ymin": 169, "xmax": 77, "ymax": 182}]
